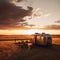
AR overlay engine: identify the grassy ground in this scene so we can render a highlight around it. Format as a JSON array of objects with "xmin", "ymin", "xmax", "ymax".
[
  {"xmin": 0, "ymin": 42, "xmax": 60, "ymax": 60},
  {"xmin": 0, "ymin": 35, "xmax": 60, "ymax": 60},
  {"xmin": 10, "ymin": 45, "xmax": 60, "ymax": 60}
]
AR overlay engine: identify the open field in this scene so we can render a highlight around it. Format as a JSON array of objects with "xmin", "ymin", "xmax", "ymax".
[{"xmin": 0, "ymin": 35, "xmax": 60, "ymax": 60}]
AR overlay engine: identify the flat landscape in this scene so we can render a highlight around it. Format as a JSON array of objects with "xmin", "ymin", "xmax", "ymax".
[{"xmin": 0, "ymin": 35, "xmax": 60, "ymax": 60}]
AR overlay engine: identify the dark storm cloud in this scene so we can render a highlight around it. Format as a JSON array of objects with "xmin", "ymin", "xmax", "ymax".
[
  {"xmin": 9, "ymin": 0, "xmax": 22, "ymax": 2},
  {"xmin": 44, "ymin": 25, "xmax": 60, "ymax": 30},
  {"xmin": 55, "ymin": 20, "xmax": 60, "ymax": 23},
  {"xmin": 0, "ymin": 0, "xmax": 33, "ymax": 29},
  {"xmin": 16, "ymin": 0, "xmax": 22, "ymax": 2}
]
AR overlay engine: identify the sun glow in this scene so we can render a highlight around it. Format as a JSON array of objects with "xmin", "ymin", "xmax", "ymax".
[
  {"xmin": 0, "ymin": 29, "xmax": 60, "ymax": 35},
  {"xmin": 22, "ymin": 29, "xmax": 41, "ymax": 35},
  {"xmin": 0, "ymin": 29, "xmax": 41, "ymax": 35}
]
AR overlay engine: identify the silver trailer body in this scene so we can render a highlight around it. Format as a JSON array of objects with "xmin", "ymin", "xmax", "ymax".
[{"xmin": 34, "ymin": 33, "xmax": 52, "ymax": 46}]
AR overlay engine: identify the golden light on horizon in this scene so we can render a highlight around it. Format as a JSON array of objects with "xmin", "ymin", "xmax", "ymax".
[
  {"xmin": 22, "ymin": 29, "xmax": 41, "ymax": 35},
  {"xmin": 0, "ymin": 29, "xmax": 41, "ymax": 35},
  {"xmin": 0, "ymin": 29, "xmax": 60, "ymax": 35}
]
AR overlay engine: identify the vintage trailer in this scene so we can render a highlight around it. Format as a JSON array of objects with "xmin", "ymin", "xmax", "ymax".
[{"xmin": 34, "ymin": 33, "xmax": 52, "ymax": 46}]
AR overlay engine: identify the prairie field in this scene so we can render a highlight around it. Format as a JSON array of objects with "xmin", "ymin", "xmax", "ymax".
[{"xmin": 0, "ymin": 35, "xmax": 60, "ymax": 60}]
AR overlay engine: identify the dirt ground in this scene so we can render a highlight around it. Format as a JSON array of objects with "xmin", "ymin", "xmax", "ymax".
[
  {"xmin": 0, "ymin": 35, "xmax": 60, "ymax": 60},
  {"xmin": 0, "ymin": 42, "xmax": 60, "ymax": 60}
]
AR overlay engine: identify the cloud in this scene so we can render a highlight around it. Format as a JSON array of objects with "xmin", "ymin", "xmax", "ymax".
[
  {"xmin": 9, "ymin": 0, "xmax": 22, "ymax": 3},
  {"xmin": 55, "ymin": 20, "xmax": 60, "ymax": 23},
  {"xmin": 44, "ymin": 25, "xmax": 60, "ymax": 30},
  {"xmin": 0, "ymin": 0, "xmax": 33, "ymax": 29},
  {"xmin": 44, "ymin": 13, "xmax": 51, "ymax": 17}
]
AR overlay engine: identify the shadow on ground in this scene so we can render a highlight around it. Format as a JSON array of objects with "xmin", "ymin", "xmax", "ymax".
[{"xmin": 0, "ymin": 43, "xmax": 60, "ymax": 60}]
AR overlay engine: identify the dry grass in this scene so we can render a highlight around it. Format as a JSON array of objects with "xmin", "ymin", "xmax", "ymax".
[{"xmin": 0, "ymin": 35, "xmax": 60, "ymax": 60}]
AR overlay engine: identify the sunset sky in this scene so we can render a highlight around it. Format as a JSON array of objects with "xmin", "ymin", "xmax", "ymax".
[{"xmin": 0, "ymin": 0, "xmax": 60, "ymax": 35}]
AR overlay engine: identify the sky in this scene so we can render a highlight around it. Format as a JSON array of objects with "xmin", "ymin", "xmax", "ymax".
[{"xmin": 0, "ymin": 0, "xmax": 60, "ymax": 35}]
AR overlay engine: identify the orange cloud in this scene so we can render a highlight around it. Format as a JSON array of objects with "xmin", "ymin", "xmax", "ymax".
[
  {"xmin": 55, "ymin": 20, "xmax": 60, "ymax": 23},
  {"xmin": 44, "ymin": 25, "xmax": 60, "ymax": 30}
]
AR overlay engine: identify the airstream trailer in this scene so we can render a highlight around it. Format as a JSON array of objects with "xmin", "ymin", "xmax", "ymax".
[{"xmin": 34, "ymin": 33, "xmax": 52, "ymax": 46}]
